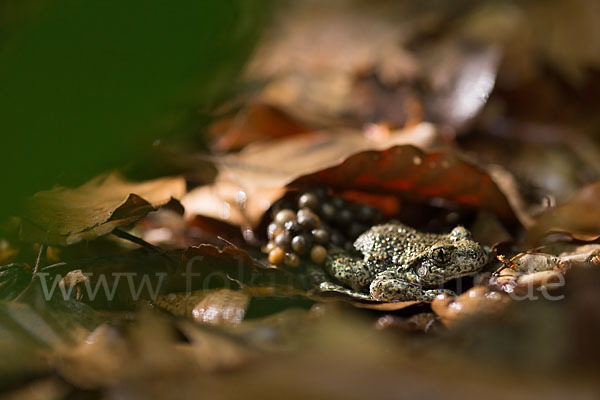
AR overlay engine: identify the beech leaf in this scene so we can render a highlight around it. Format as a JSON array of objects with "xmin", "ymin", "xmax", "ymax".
[
  {"xmin": 20, "ymin": 173, "xmax": 185, "ymax": 245},
  {"xmin": 183, "ymin": 127, "xmax": 519, "ymax": 229},
  {"xmin": 525, "ymin": 181, "xmax": 600, "ymax": 245}
]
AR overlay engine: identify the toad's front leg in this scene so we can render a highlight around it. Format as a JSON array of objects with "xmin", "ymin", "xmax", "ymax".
[
  {"xmin": 369, "ymin": 271, "xmax": 455, "ymax": 301},
  {"xmin": 325, "ymin": 248, "xmax": 372, "ymax": 292}
]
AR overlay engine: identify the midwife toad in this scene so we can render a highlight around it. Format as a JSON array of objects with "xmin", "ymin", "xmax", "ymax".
[{"xmin": 317, "ymin": 222, "xmax": 488, "ymax": 301}]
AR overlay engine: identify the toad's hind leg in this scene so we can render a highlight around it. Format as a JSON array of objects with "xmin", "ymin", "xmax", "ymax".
[
  {"xmin": 370, "ymin": 272, "xmax": 455, "ymax": 301},
  {"xmin": 325, "ymin": 248, "xmax": 372, "ymax": 292}
]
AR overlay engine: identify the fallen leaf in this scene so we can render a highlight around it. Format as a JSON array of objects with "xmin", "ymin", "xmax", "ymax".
[
  {"xmin": 55, "ymin": 313, "xmax": 253, "ymax": 389},
  {"xmin": 422, "ymin": 41, "xmax": 501, "ymax": 131},
  {"xmin": 37, "ymin": 249, "xmax": 174, "ymax": 310},
  {"xmin": 54, "ymin": 324, "xmax": 127, "ymax": 388},
  {"xmin": 20, "ymin": 173, "xmax": 186, "ymax": 246},
  {"xmin": 347, "ymin": 77, "xmax": 425, "ymax": 128},
  {"xmin": 247, "ymin": 0, "xmax": 419, "ymax": 124},
  {"xmin": 184, "ymin": 124, "xmax": 520, "ymax": 230},
  {"xmin": 219, "ymin": 124, "xmax": 439, "ymax": 189},
  {"xmin": 186, "ymin": 215, "xmax": 248, "ymax": 248},
  {"xmin": 0, "ymin": 377, "xmax": 69, "ymax": 400},
  {"xmin": 176, "ymin": 320, "xmax": 254, "ymax": 371},
  {"xmin": 348, "ymin": 299, "xmax": 421, "ymax": 311},
  {"xmin": 524, "ymin": 181, "xmax": 600, "ymax": 245},
  {"xmin": 0, "ymin": 263, "xmax": 32, "ymax": 301},
  {"xmin": 166, "ymin": 245, "xmax": 302, "ymax": 293},
  {"xmin": 374, "ymin": 313, "xmax": 441, "ymax": 334},
  {"xmin": 153, "ymin": 289, "xmax": 250, "ymax": 326},
  {"xmin": 469, "ymin": 211, "xmax": 513, "ymax": 247},
  {"xmin": 557, "ymin": 244, "xmax": 600, "ymax": 268},
  {"xmin": 39, "ymin": 244, "xmax": 303, "ymax": 309},
  {"xmin": 492, "ymin": 244, "xmax": 600, "ymax": 294},
  {"xmin": 525, "ymin": 0, "xmax": 600, "ymax": 84},
  {"xmin": 0, "ymin": 295, "xmax": 98, "ymax": 372},
  {"xmin": 246, "ymin": 0, "xmax": 508, "ymax": 131},
  {"xmin": 0, "ymin": 239, "xmax": 18, "ymax": 265},
  {"xmin": 292, "ymin": 145, "xmax": 517, "ymax": 224},
  {"xmin": 208, "ymin": 103, "xmax": 310, "ymax": 152},
  {"xmin": 182, "ymin": 124, "xmax": 441, "ymax": 227}
]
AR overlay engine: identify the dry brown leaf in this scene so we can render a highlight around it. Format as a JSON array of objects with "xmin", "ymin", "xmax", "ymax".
[
  {"xmin": 182, "ymin": 123, "xmax": 440, "ymax": 227},
  {"xmin": 247, "ymin": 0, "xmax": 419, "ymax": 123},
  {"xmin": 184, "ymin": 128, "xmax": 522, "ymax": 238},
  {"xmin": 165, "ymin": 245, "xmax": 302, "ymax": 295},
  {"xmin": 421, "ymin": 42, "xmax": 500, "ymax": 131},
  {"xmin": 374, "ymin": 313, "xmax": 442, "ymax": 334},
  {"xmin": 208, "ymin": 103, "xmax": 310, "ymax": 152},
  {"xmin": 247, "ymin": 0, "xmax": 508, "ymax": 131},
  {"xmin": 56, "ymin": 314, "xmax": 253, "ymax": 390},
  {"xmin": 525, "ymin": 181, "xmax": 600, "ymax": 245},
  {"xmin": 350, "ymin": 300, "xmax": 421, "ymax": 311},
  {"xmin": 20, "ymin": 173, "xmax": 186, "ymax": 246},
  {"xmin": 292, "ymin": 146, "xmax": 517, "ymax": 224},
  {"xmin": 461, "ymin": 126, "xmax": 600, "ymax": 207},
  {"xmin": 185, "ymin": 124, "xmax": 522, "ymax": 230},
  {"xmin": 220, "ymin": 125, "xmax": 438, "ymax": 189},
  {"xmin": 0, "ymin": 263, "xmax": 32, "ymax": 301},
  {"xmin": 309, "ymin": 291, "xmax": 421, "ymax": 311},
  {"xmin": 38, "ymin": 242, "xmax": 302, "ymax": 310},
  {"xmin": 55, "ymin": 324, "xmax": 127, "ymax": 388},
  {"xmin": 0, "ymin": 378, "xmax": 69, "ymax": 400},
  {"xmin": 525, "ymin": 0, "xmax": 600, "ymax": 84},
  {"xmin": 176, "ymin": 320, "xmax": 254, "ymax": 371},
  {"xmin": 153, "ymin": 289, "xmax": 250, "ymax": 326},
  {"xmin": 492, "ymin": 244, "xmax": 600, "ymax": 294},
  {"xmin": 248, "ymin": 0, "xmax": 413, "ymax": 81}
]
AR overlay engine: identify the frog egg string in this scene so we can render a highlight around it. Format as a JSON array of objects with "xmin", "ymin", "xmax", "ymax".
[{"xmin": 263, "ymin": 189, "xmax": 383, "ymax": 267}]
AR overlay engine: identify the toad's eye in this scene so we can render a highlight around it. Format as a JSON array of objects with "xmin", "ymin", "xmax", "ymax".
[{"xmin": 431, "ymin": 246, "xmax": 453, "ymax": 265}]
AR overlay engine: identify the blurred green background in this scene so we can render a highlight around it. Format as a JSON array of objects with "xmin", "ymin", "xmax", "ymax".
[{"xmin": 0, "ymin": 0, "xmax": 269, "ymax": 220}]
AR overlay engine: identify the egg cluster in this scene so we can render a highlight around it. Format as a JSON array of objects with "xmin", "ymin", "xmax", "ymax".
[{"xmin": 263, "ymin": 189, "xmax": 382, "ymax": 267}]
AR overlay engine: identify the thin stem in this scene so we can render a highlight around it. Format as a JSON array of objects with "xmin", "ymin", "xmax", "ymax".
[
  {"xmin": 32, "ymin": 244, "xmax": 45, "ymax": 279},
  {"xmin": 112, "ymin": 228, "xmax": 178, "ymax": 265}
]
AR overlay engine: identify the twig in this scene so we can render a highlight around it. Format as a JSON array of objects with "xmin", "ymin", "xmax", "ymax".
[
  {"xmin": 39, "ymin": 262, "xmax": 68, "ymax": 272},
  {"xmin": 112, "ymin": 228, "xmax": 178, "ymax": 265},
  {"xmin": 32, "ymin": 244, "xmax": 45, "ymax": 279}
]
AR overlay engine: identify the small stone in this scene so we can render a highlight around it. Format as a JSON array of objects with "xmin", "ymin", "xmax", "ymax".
[
  {"xmin": 310, "ymin": 245, "xmax": 327, "ymax": 264},
  {"xmin": 268, "ymin": 248, "xmax": 285, "ymax": 265},
  {"xmin": 275, "ymin": 209, "xmax": 296, "ymax": 225},
  {"xmin": 284, "ymin": 252, "xmax": 301, "ymax": 267}
]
